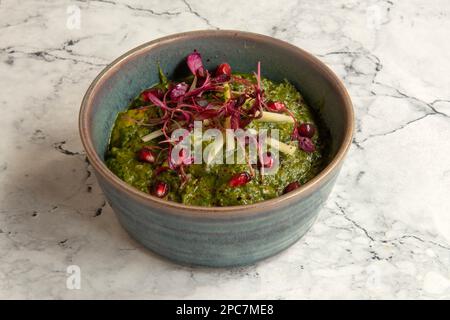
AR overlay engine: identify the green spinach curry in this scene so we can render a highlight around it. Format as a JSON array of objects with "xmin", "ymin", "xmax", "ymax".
[{"xmin": 105, "ymin": 52, "xmax": 328, "ymax": 206}]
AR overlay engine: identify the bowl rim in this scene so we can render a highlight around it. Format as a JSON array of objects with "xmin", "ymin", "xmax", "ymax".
[{"xmin": 79, "ymin": 30, "xmax": 354, "ymax": 216}]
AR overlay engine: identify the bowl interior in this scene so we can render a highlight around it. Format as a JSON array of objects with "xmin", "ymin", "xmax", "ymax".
[{"xmin": 86, "ymin": 32, "xmax": 351, "ymax": 177}]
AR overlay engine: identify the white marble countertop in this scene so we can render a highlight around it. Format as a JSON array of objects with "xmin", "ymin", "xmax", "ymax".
[{"xmin": 1, "ymin": 0, "xmax": 449, "ymax": 299}]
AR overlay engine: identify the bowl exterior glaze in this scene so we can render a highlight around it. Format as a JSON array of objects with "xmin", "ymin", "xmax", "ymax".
[
  {"xmin": 96, "ymin": 169, "xmax": 339, "ymax": 267},
  {"xmin": 79, "ymin": 31, "xmax": 353, "ymax": 267}
]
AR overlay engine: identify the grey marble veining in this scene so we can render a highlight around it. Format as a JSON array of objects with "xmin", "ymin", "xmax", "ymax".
[{"xmin": 0, "ymin": 0, "xmax": 449, "ymax": 299}]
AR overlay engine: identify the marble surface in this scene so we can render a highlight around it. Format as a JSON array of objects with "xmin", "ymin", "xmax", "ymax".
[{"xmin": 0, "ymin": 0, "xmax": 449, "ymax": 299}]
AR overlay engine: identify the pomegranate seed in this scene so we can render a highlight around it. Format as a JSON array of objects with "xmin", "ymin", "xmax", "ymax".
[
  {"xmin": 141, "ymin": 88, "xmax": 164, "ymax": 101},
  {"xmin": 298, "ymin": 123, "xmax": 316, "ymax": 138},
  {"xmin": 229, "ymin": 172, "xmax": 251, "ymax": 187},
  {"xmin": 266, "ymin": 101, "xmax": 286, "ymax": 113},
  {"xmin": 283, "ymin": 181, "xmax": 301, "ymax": 194},
  {"xmin": 298, "ymin": 137, "xmax": 315, "ymax": 153},
  {"xmin": 137, "ymin": 147, "xmax": 155, "ymax": 163},
  {"xmin": 216, "ymin": 63, "xmax": 231, "ymax": 79},
  {"xmin": 151, "ymin": 181, "xmax": 169, "ymax": 198},
  {"xmin": 259, "ymin": 152, "xmax": 274, "ymax": 168}
]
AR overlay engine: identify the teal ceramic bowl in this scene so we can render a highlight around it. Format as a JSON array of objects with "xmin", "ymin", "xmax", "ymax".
[{"xmin": 79, "ymin": 30, "xmax": 354, "ymax": 267}]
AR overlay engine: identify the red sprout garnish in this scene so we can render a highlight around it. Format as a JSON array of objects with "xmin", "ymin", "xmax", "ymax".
[
  {"xmin": 214, "ymin": 74, "xmax": 230, "ymax": 83},
  {"xmin": 184, "ymin": 72, "xmax": 213, "ymax": 98},
  {"xmin": 253, "ymin": 61, "xmax": 264, "ymax": 114},
  {"xmin": 259, "ymin": 152, "xmax": 274, "ymax": 169},
  {"xmin": 169, "ymin": 82, "xmax": 189, "ymax": 101},
  {"xmin": 137, "ymin": 147, "xmax": 155, "ymax": 163},
  {"xmin": 266, "ymin": 101, "xmax": 286, "ymax": 113},
  {"xmin": 196, "ymin": 108, "xmax": 220, "ymax": 121},
  {"xmin": 298, "ymin": 123, "xmax": 316, "ymax": 138},
  {"xmin": 145, "ymin": 91, "xmax": 172, "ymax": 112},
  {"xmin": 228, "ymin": 102, "xmax": 242, "ymax": 130},
  {"xmin": 141, "ymin": 88, "xmax": 164, "ymax": 101},
  {"xmin": 196, "ymin": 99, "xmax": 209, "ymax": 107},
  {"xmin": 136, "ymin": 52, "xmax": 307, "ymax": 187},
  {"xmin": 186, "ymin": 51, "xmax": 206, "ymax": 77},
  {"xmin": 283, "ymin": 181, "xmax": 301, "ymax": 194},
  {"xmin": 151, "ymin": 181, "xmax": 169, "ymax": 198},
  {"xmin": 231, "ymin": 75, "xmax": 253, "ymax": 85},
  {"xmin": 298, "ymin": 137, "xmax": 315, "ymax": 153},
  {"xmin": 170, "ymin": 148, "xmax": 193, "ymax": 168},
  {"xmin": 235, "ymin": 95, "xmax": 247, "ymax": 107},
  {"xmin": 229, "ymin": 172, "xmax": 252, "ymax": 187}
]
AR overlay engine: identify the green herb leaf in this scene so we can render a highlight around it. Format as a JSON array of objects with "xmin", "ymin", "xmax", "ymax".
[{"xmin": 158, "ymin": 64, "xmax": 169, "ymax": 89}]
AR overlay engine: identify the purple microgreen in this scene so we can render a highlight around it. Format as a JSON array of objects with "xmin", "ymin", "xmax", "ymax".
[
  {"xmin": 186, "ymin": 51, "xmax": 206, "ymax": 77},
  {"xmin": 169, "ymin": 82, "xmax": 189, "ymax": 101},
  {"xmin": 146, "ymin": 91, "xmax": 171, "ymax": 111}
]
